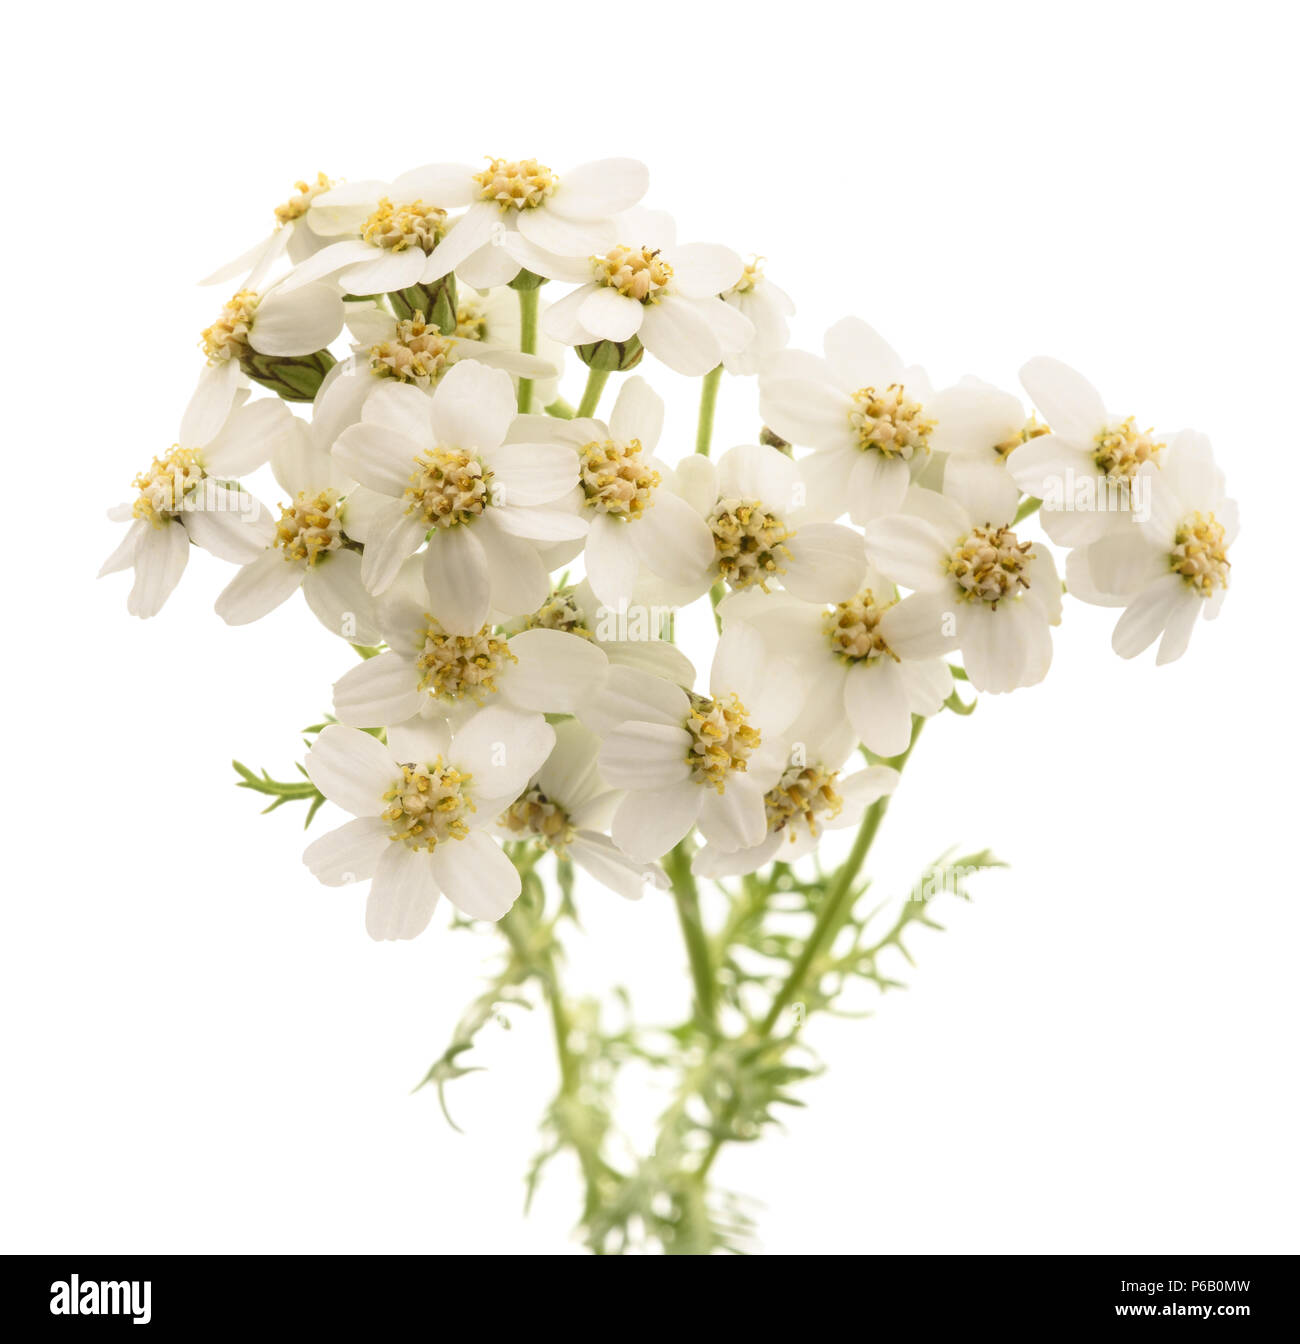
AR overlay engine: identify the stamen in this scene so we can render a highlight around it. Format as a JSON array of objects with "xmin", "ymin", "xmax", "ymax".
[
  {"xmin": 498, "ymin": 787, "xmax": 577, "ymax": 852},
  {"xmin": 708, "ymin": 499, "xmax": 794, "ymax": 591},
  {"xmin": 131, "ymin": 447, "xmax": 205, "ymax": 527},
  {"xmin": 1170, "ymin": 511, "xmax": 1230, "ymax": 597},
  {"xmin": 526, "ymin": 589, "xmax": 595, "ymax": 640},
  {"xmin": 592, "ymin": 245, "xmax": 673, "ymax": 302},
  {"xmin": 473, "ymin": 158, "xmax": 558, "ymax": 211},
  {"xmin": 201, "ymin": 290, "xmax": 259, "ymax": 364},
  {"xmin": 381, "ymin": 761, "xmax": 474, "ymax": 852},
  {"xmin": 370, "ymin": 314, "xmax": 455, "ymax": 387},
  {"xmin": 1094, "ymin": 417, "xmax": 1164, "ymax": 480},
  {"xmin": 685, "ymin": 692, "xmax": 761, "ymax": 792},
  {"xmin": 764, "ymin": 764, "xmax": 843, "ymax": 840},
  {"xmin": 825, "ymin": 589, "xmax": 898, "ymax": 661},
  {"xmin": 948, "ymin": 524, "xmax": 1033, "ymax": 608},
  {"xmin": 416, "ymin": 617, "xmax": 516, "ymax": 701},
  {"xmin": 404, "ymin": 449, "xmax": 492, "ymax": 527},
  {"xmin": 274, "ymin": 173, "xmax": 333, "ymax": 225},
  {"xmin": 579, "ymin": 438, "xmax": 660, "ymax": 518},
  {"xmin": 274, "ymin": 489, "xmax": 343, "ymax": 566},
  {"xmin": 362, "ymin": 198, "xmax": 448, "ymax": 253},
  {"xmin": 848, "ymin": 385, "xmax": 934, "ymax": 460},
  {"xmin": 993, "ymin": 415, "xmax": 1050, "ymax": 459}
]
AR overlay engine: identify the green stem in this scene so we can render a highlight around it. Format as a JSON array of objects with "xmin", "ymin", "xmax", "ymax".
[
  {"xmin": 695, "ymin": 364, "xmax": 722, "ymax": 456},
  {"xmin": 576, "ymin": 367, "xmax": 609, "ymax": 419},
  {"xmin": 760, "ymin": 716, "xmax": 925, "ymax": 1036},
  {"xmin": 516, "ymin": 287, "xmax": 539, "ymax": 414},
  {"xmin": 544, "ymin": 397, "xmax": 575, "ymax": 419},
  {"xmin": 665, "ymin": 841, "xmax": 717, "ymax": 1031}
]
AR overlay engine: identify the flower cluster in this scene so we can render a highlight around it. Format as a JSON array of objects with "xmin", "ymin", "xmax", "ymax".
[{"xmin": 102, "ymin": 155, "xmax": 1237, "ymax": 946}]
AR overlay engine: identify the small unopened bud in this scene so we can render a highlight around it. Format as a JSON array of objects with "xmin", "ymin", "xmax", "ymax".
[
  {"xmin": 389, "ymin": 275, "xmax": 458, "ymax": 334},
  {"xmin": 577, "ymin": 336, "xmax": 644, "ymax": 372},
  {"xmin": 240, "ymin": 349, "xmax": 336, "ymax": 402}
]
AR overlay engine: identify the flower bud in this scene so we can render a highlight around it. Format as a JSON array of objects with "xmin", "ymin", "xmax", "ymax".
[
  {"xmin": 388, "ymin": 275, "xmax": 458, "ymax": 334},
  {"xmin": 239, "ymin": 349, "xmax": 336, "ymax": 402},
  {"xmin": 577, "ymin": 336, "xmax": 644, "ymax": 372}
]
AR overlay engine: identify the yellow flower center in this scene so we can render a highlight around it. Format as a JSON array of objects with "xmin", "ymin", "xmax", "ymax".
[
  {"xmin": 455, "ymin": 297, "xmax": 489, "ymax": 341},
  {"xmin": 764, "ymin": 765, "xmax": 843, "ymax": 839},
  {"xmin": 525, "ymin": 590, "xmax": 595, "ymax": 640},
  {"xmin": 274, "ymin": 489, "xmax": 343, "ymax": 566},
  {"xmin": 729, "ymin": 255, "xmax": 765, "ymax": 296},
  {"xmin": 404, "ymin": 448, "xmax": 492, "ymax": 527},
  {"xmin": 708, "ymin": 499, "xmax": 795, "ymax": 591},
  {"xmin": 948, "ymin": 524, "xmax": 1033, "ymax": 607},
  {"xmin": 382, "ymin": 761, "xmax": 474, "ymax": 852},
  {"xmin": 201, "ymin": 289, "xmax": 259, "ymax": 364},
  {"xmin": 848, "ymin": 384, "xmax": 934, "ymax": 460},
  {"xmin": 362, "ymin": 198, "xmax": 448, "ymax": 253},
  {"xmin": 498, "ymin": 787, "xmax": 577, "ymax": 852},
  {"xmin": 592, "ymin": 245, "xmax": 673, "ymax": 302},
  {"xmin": 579, "ymin": 438, "xmax": 660, "ymax": 519},
  {"xmin": 473, "ymin": 157, "xmax": 558, "ymax": 211},
  {"xmin": 1170, "ymin": 511, "xmax": 1230, "ymax": 597},
  {"xmin": 825, "ymin": 589, "xmax": 898, "ymax": 661},
  {"xmin": 1094, "ymin": 417, "xmax": 1164, "ymax": 480},
  {"xmin": 993, "ymin": 415, "xmax": 1050, "ymax": 459},
  {"xmin": 274, "ymin": 173, "xmax": 334, "ymax": 225},
  {"xmin": 131, "ymin": 447, "xmax": 205, "ymax": 527},
  {"xmin": 685, "ymin": 692, "xmax": 761, "ymax": 792},
  {"xmin": 370, "ymin": 315, "xmax": 455, "ymax": 387},
  {"xmin": 415, "ymin": 618, "xmax": 516, "ymax": 701}
]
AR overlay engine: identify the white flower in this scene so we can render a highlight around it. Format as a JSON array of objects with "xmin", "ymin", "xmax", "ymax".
[
  {"xmin": 493, "ymin": 719, "xmax": 668, "ymax": 900},
  {"xmin": 759, "ymin": 317, "xmax": 940, "ymax": 523},
  {"xmin": 186, "ymin": 282, "xmax": 345, "ymax": 443},
  {"xmin": 863, "ymin": 485, "xmax": 1062, "ymax": 695},
  {"xmin": 670, "ymin": 442, "xmax": 868, "ymax": 603},
  {"xmin": 301, "ymin": 708, "xmax": 555, "ymax": 940},
  {"xmin": 201, "ymin": 173, "xmax": 340, "ymax": 289},
  {"xmin": 331, "ymin": 361, "xmax": 585, "ymax": 615},
  {"xmin": 1066, "ymin": 431, "xmax": 1236, "ymax": 664},
  {"xmin": 331, "ymin": 557, "xmax": 608, "ymax": 737},
  {"xmin": 412, "ymin": 156, "xmax": 649, "ymax": 289},
  {"xmin": 336, "ymin": 302, "xmax": 556, "ymax": 396},
  {"xmin": 99, "ymin": 398, "xmax": 289, "ymax": 618},
  {"xmin": 518, "ymin": 376, "xmax": 715, "ymax": 606},
  {"xmin": 524, "ymin": 209, "xmax": 754, "ymax": 376},
  {"xmin": 926, "ymin": 376, "xmax": 1044, "ymax": 529},
  {"xmin": 514, "ymin": 578, "xmax": 697, "ymax": 686},
  {"xmin": 596, "ymin": 626, "xmax": 805, "ymax": 862},
  {"xmin": 692, "ymin": 704, "xmax": 900, "ymax": 878},
  {"xmin": 717, "ymin": 561, "xmax": 954, "ymax": 759},
  {"xmin": 448, "ymin": 286, "xmax": 567, "ymax": 407},
  {"xmin": 274, "ymin": 166, "xmax": 500, "ymax": 297},
  {"xmin": 214, "ymin": 414, "xmax": 380, "ymax": 642},
  {"xmin": 1008, "ymin": 357, "xmax": 1168, "ymax": 546},
  {"xmin": 720, "ymin": 257, "xmax": 794, "ymax": 376}
]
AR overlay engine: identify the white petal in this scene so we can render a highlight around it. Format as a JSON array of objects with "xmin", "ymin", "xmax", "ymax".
[
  {"xmin": 475, "ymin": 515, "xmax": 550, "ymax": 616},
  {"xmin": 849, "ymin": 452, "xmax": 910, "ymax": 523},
  {"xmin": 302, "ymin": 550, "xmax": 383, "ymax": 644},
  {"xmin": 844, "ymin": 659, "xmax": 912, "ymax": 757},
  {"xmin": 127, "ymin": 522, "xmax": 189, "ymax": 618},
  {"xmin": 824, "ymin": 317, "xmax": 903, "ymax": 391},
  {"xmin": 430, "ymin": 834, "xmax": 520, "ymax": 921},
  {"xmin": 759, "ymin": 378, "xmax": 855, "ymax": 453},
  {"xmin": 610, "ymin": 785, "xmax": 701, "ymax": 863},
  {"xmin": 423, "ymin": 524, "xmax": 490, "ymax": 635},
  {"xmin": 339, "ymin": 246, "xmax": 426, "ymax": 296},
  {"xmin": 182, "ymin": 486, "xmax": 274, "ymax": 562},
  {"xmin": 1112, "ymin": 574, "xmax": 1186, "ymax": 660},
  {"xmin": 389, "ymin": 161, "xmax": 477, "ymax": 206},
  {"xmin": 452, "ymin": 704, "xmax": 555, "ymax": 799},
  {"xmin": 422, "ymin": 202, "xmax": 502, "ymax": 283},
  {"xmin": 577, "ymin": 286, "xmax": 644, "ymax": 341},
  {"xmin": 516, "ymin": 205, "xmax": 615, "ymax": 257},
  {"xmin": 303, "ymin": 817, "xmax": 389, "ymax": 887},
  {"xmin": 332, "ymin": 651, "xmax": 421, "ymax": 728},
  {"xmin": 666, "ymin": 243, "xmax": 744, "ymax": 298},
  {"xmin": 503, "ymin": 628, "xmax": 608, "ymax": 714},
  {"xmin": 215, "ymin": 551, "xmax": 305, "ymax": 624},
  {"xmin": 1019, "ymin": 357, "xmax": 1107, "ymax": 441},
  {"xmin": 629, "ymin": 492, "xmax": 716, "ymax": 588},
  {"xmin": 366, "ymin": 846, "xmax": 439, "ymax": 941},
  {"xmin": 569, "ymin": 835, "xmax": 655, "ymax": 901},
  {"xmin": 359, "ymin": 502, "xmax": 428, "ymax": 595},
  {"xmin": 862, "ymin": 515, "xmax": 950, "ymax": 591},
  {"xmin": 877, "ymin": 591, "xmax": 962, "ymax": 660},
  {"xmin": 430, "ymin": 358, "xmax": 515, "ymax": 451},
  {"xmin": 637, "ymin": 296, "xmax": 722, "ymax": 376},
  {"xmin": 942, "ymin": 458, "xmax": 1022, "ymax": 530},
  {"xmin": 181, "ymin": 360, "xmax": 244, "ymax": 449},
  {"xmin": 304, "ymin": 723, "xmax": 397, "ymax": 816},
  {"xmin": 600, "ymin": 722, "xmax": 693, "ymax": 790},
  {"xmin": 609, "ymin": 375, "xmax": 663, "ymax": 452},
  {"xmin": 1156, "ymin": 589, "xmax": 1203, "ymax": 665},
  {"xmin": 585, "ymin": 512, "xmax": 642, "ymax": 607},
  {"xmin": 481, "ymin": 441, "xmax": 578, "ymax": 506},
  {"xmin": 202, "ymin": 397, "xmax": 294, "ymax": 476},
  {"xmin": 697, "ymin": 776, "xmax": 767, "ymax": 852},
  {"xmin": 549, "ymin": 158, "xmax": 649, "ymax": 219},
  {"xmin": 99, "ymin": 519, "xmax": 146, "ymax": 576},
  {"xmin": 783, "ymin": 522, "xmax": 866, "ymax": 602},
  {"xmin": 250, "ymin": 282, "xmax": 343, "ymax": 356},
  {"xmin": 578, "ymin": 664, "xmax": 691, "ymax": 737},
  {"xmin": 540, "ymin": 284, "xmax": 599, "ymax": 344},
  {"xmin": 717, "ymin": 441, "xmax": 800, "ymax": 510}
]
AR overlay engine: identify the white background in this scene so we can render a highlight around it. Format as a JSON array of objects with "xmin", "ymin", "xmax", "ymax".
[{"xmin": 3, "ymin": 0, "xmax": 1296, "ymax": 1254}]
